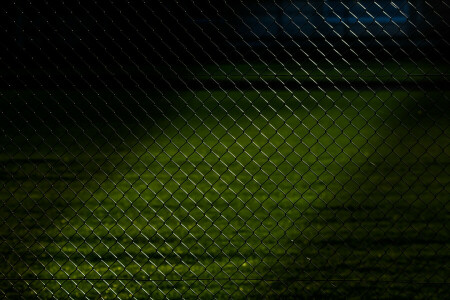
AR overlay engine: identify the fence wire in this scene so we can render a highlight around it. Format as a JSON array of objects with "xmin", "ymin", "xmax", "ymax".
[{"xmin": 0, "ymin": 0, "xmax": 449, "ymax": 298}]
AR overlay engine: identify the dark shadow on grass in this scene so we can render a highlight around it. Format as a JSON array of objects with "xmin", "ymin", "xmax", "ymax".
[{"xmin": 0, "ymin": 89, "xmax": 181, "ymax": 129}]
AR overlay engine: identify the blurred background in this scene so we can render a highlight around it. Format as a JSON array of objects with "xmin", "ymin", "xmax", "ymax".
[{"xmin": 1, "ymin": 1, "xmax": 449, "ymax": 298}]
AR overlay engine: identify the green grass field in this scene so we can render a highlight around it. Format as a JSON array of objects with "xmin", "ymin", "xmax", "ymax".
[{"xmin": 1, "ymin": 84, "xmax": 449, "ymax": 297}]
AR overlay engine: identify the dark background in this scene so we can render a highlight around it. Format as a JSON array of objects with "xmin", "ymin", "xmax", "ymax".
[{"xmin": 1, "ymin": 0, "xmax": 449, "ymax": 68}]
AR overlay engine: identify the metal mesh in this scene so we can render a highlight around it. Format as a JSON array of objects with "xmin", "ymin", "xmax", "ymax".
[{"xmin": 1, "ymin": 0, "xmax": 449, "ymax": 298}]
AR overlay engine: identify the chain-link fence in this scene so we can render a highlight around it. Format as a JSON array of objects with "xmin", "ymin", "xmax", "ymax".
[{"xmin": 1, "ymin": 0, "xmax": 449, "ymax": 298}]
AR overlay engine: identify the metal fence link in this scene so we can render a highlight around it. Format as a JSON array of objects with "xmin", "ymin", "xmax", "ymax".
[{"xmin": 0, "ymin": 0, "xmax": 449, "ymax": 298}]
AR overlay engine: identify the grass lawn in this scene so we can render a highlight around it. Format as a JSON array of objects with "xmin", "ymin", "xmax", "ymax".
[{"xmin": 0, "ymin": 86, "xmax": 449, "ymax": 298}]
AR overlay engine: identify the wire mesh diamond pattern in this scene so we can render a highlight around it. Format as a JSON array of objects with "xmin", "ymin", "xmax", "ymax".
[{"xmin": 0, "ymin": 0, "xmax": 449, "ymax": 298}]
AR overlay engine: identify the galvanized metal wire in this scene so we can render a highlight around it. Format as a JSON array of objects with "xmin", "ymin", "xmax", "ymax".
[{"xmin": 0, "ymin": 0, "xmax": 449, "ymax": 298}]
